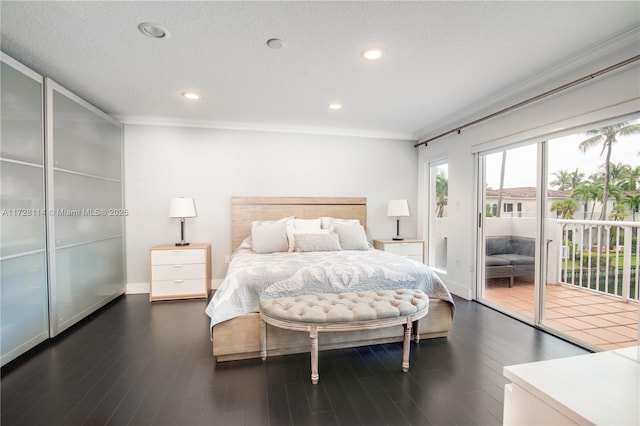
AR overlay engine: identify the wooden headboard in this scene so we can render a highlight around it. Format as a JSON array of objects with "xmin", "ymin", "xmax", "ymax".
[{"xmin": 231, "ymin": 196, "xmax": 367, "ymax": 250}]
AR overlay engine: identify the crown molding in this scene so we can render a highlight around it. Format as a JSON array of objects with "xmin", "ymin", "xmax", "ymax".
[{"xmin": 115, "ymin": 115, "xmax": 416, "ymax": 141}]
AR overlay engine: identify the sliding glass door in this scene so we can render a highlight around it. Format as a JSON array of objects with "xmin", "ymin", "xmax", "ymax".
[
  {"xmin": 477, "ymin": 115, "xmax": 639, "ymax": 350},
  {"xmin": 478, "ymin": 143, "xmax": 539, "ymax": 323},
  {"xmin": 543, "ymin": 122, "xmax": 640, "ymax": 350}
]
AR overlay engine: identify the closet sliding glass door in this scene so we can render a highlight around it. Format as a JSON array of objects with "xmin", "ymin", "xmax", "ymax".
[
  {"xmin": 1, "ymin": 54, "xmax": 125, "ymax": 364},
  {"xmin": 46, "ymin": 79, "xmax": 125, "ymax": 336},
  {"xmin": 0, "ymin": 54, "xmax": 49, "ymax": 366}
]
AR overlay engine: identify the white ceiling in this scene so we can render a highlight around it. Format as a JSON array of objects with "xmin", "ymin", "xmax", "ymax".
[{"xmin": 1, "ymin": 1, "xmax": 638, "ymax": 140}]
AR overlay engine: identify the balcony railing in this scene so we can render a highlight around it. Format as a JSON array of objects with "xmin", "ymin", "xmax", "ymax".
[{"xmin": 556, "ymin": 219, "xmax": 640, "ymax": 303}]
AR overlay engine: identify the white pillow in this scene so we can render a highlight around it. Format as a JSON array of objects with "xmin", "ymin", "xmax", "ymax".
[
  {"xmin": 251, "ymin": 217, "xmax": 293, "ymax": 254},
  {"xmin": 294, "ymin": 218, "xmax": 322, "ymax": 232},
  {"xmin": 294, "ymin": 232, "xmax": 341, "ymax": 252},
  {"xmin": 286, "ymin": 218, "xmax": 323, "ymax": 251},
  {"xmin": 332, "ymin": 222, "xmax": 369, "ymax": 250},
  {"xmin": 320, "ymin": 217, "xmax": 361, "ymax": 229}
]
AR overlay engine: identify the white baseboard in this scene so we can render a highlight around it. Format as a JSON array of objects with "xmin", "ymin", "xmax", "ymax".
[
  {"xmin": 443, "ymin": 279, "xmax": 473, "ymax": 300},
  {"xmin": 126, "ymin": 279, "xmax": 224, "ymax": 295},
  {"xmin": 126, "ymin": 282, "xmax": 149, "ymax": 294}
]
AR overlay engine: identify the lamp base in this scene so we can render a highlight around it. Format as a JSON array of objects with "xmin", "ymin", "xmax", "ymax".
[
  {"xmin": 392, "ymin": 237, "xmax": 404, "ymax": 241},
  {"xmin": 175, "ymin": 242, "xmax": 190, "ymax": 246}
]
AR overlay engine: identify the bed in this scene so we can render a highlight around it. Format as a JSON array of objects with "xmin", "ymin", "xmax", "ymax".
[{"xmin": 206, "ymin": 196, "xmax": 454, "ymax": 362}]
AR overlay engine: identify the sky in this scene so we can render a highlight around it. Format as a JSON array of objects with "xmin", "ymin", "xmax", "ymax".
[{"xmin": 484, "ymin": 119, "xmax": 640, "ymax": 189}]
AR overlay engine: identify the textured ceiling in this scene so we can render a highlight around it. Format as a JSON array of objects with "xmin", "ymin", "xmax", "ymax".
[{"xmin": 1, "ymin": 1, "xmax": 638, "ymax": 140}]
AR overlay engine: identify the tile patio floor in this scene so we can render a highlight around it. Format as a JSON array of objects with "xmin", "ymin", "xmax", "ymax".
[{"xmin": 485, "ymin": 278, "xmax": 639, "ymax": 351}]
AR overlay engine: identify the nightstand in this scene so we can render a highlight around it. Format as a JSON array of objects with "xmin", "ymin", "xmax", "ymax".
[
  {"xmin": 149, "ymin": 243, "xmax": 211, "ymax": 301},
  {"xmin": 373, "ymin": 239, "xmax": 425, "ymax": 263}
]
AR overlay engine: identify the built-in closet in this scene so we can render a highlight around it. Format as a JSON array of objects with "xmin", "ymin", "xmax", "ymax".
[{"xmin": 0, "ymin": 53, "xmax": 125, "ymax": 366}]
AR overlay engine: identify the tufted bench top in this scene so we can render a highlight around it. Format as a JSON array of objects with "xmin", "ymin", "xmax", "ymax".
[
  {"xmin": 260, "ymin": 289, "xmax": 429, "ymax": 324},
  {"xmin": 259, "ymin": 289, "xmax": 430, "ymax": 384}
]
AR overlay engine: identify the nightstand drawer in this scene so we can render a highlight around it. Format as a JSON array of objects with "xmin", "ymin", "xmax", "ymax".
[
  {"xmin": 151, "ymin": 248, "xmax": 205, "ymax": 265},
  {"xmin": 151, "ymin": 279, "xmax": 207, "ymax": 298},
  {"xmin": 151, "ymin": 264, "xmax": 206, "ymax": 281},
  {"xmin": 383, "ymin": 242, "xmax": 423, "ymax": 257},
  {"xmin": 373, "ymin": 239, "xmax": 424, "ymax": 263}
]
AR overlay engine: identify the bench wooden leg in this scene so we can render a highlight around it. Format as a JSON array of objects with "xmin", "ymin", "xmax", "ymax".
[
  {"xmin": 310, "ymin": 326, "xmax": 319, "ymax": 384},
  {"xmin": 413, "ymin": 319, "xmax": 420, "ymax": 343},
  {"xmin": 260, "ymin": 318, "xmax": 267, "ymax": 361},
  {"xmin": 402, "ymin": 320, "xmax": 412, "ymax": 372}
]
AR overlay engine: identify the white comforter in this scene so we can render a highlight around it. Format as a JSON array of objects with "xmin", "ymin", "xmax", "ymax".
[{"xmin": 205, "ymin": 246, "xmax": 454, "ymax": 329}]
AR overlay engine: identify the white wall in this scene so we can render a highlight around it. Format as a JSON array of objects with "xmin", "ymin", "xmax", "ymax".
[
  {"xmin": 418, "ymin": 36, "xmax": 640, "ymax": 300},
  {"xmin": 124, "ymin": 126, "xmax": 418, "ymax": 292}
]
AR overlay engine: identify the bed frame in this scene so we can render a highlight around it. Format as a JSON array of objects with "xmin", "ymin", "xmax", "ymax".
[{"xmin": 211, "ymin": 196, "xmax": 454, "ymax": 362}]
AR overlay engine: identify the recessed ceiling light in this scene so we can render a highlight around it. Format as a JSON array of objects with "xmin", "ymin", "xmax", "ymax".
[
  {"xmin": 266, "ymin": 38, "xmax": 285, "ymax": 49},
  {"xmin": 361, "ymin": 47, "xmax": 385, "ymax": 61},
  {"xmin": 138, "ymin": 22, "xmax": 170, "ymax": 39},
  {"xmin": 181, "ymin": 92, "xmax": 200, "ymax": 100},
  {"xmin": 328, "ymin": 103, "xmax": 342, "ymax": 110}
]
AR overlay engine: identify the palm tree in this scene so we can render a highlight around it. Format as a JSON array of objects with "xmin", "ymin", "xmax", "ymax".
[
  {"xmin": 551, "ymin": 198, "xmax": 577, "ymax": 219},
  {"xmin": 435, "ymin": 172, "xmax": 448, "ymax": 218},
  {"xmin": 610, "ymin": 203, "xmax": 627, "ymax": 221},
  {"xmin": 572, "ymin": 183, "xmax": 601, "ymax": 220},
  {"xmin": 623, "ymin": 193, "xmax": 640, "ymax": 221},
  {"xmin": 621, "ymin": 165, "xmax": 640, "ymax": 190},
  {"xmin": 496, "ymin": 151, "xmax": 506, "ymax": 217},
  {"xmin": 607, "ymin": 184, "xmax": 623, "ymax": 204},
  {"xmin": 551, "ymin": 169, "xmax": 572, "ymax": 190},
  {"xmin": 579, "ymin": 121, "xmax": 640, "ymax": 221},
  {"xmin": 589, "ymin": 186, "xmax": 604, "ymax": 219},
  {"xmin": 568, "ymin": 168, "xmax": 585, "ymax": 191},
  {"xmin": 601, "ymin": 162, "xmax": 629, "ymax": 188}
]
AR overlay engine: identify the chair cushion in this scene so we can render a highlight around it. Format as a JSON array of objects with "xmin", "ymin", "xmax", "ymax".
[
  {"xmin": 260, "ymin": 289, "xmax": 429, "ymax": 324},
  {"xmin": 485, "ymin": 255, "xmax": 512, "ymax": 266},
  {"xmin": 494, "ymin": 254, "xmax": 534, "ymax": 265}
]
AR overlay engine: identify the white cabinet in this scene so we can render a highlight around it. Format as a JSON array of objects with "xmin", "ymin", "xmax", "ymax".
[
  {"xmin": 149, "ymin": 244, "xmax": 211, "ymax": 301},
  {"xmin": 373, "ymin": 239, "xmax": 425, "ymax": 263},
  {"xmin": 1, "ymin": 52, "xmax": 125, "ymax": 365},
  {"xmin": 503, "ymin": 347, "xmax": 640, "ymax": 426}
]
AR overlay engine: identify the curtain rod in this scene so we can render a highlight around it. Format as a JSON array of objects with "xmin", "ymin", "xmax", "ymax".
[{"xmin": 414, "ymin": 54, "xmax": 640, "ymax": 148}]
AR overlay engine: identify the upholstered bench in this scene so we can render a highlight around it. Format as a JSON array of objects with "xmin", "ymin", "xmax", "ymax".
[{"xmin": 259, "ymin": 289, "xmax": 429, "ymax": 384}]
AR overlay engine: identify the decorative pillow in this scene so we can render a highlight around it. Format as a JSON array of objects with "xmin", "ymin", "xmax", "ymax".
[
  {"xmin": 287, "ymin": 228, "xmax": 330, "ymax": 252},
  {"xmin": 294, "ymin": 232, "xmax": 342, "ymax": 252},
  {"xmin": 332, "ymin": 222, "xmax": 369, "ymax": 250},
  {"xmin": 320, "ymin": 217, "xmax": 361, "ymax": 229},
  {"xmin": 251, "ymin": 217, "xmax": 293, "ymax": 254}
]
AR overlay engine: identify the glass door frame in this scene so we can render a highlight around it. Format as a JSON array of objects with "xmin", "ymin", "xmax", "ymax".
[
  {"xmin": 475, "ymin": 141, "xmax": 547, "ymax": 327},
  {"xmin": 427, "ymin": 157, "xmax": 448, "ymax": 273}
]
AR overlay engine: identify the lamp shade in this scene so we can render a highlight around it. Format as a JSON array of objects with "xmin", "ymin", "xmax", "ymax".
[
  {"xmin": 169, "ymin": 197, "xmax": 197, "ymax": 218},
  {"xmin": 387, "ymin": 199, "xmax": 410, "ymax": 217}
]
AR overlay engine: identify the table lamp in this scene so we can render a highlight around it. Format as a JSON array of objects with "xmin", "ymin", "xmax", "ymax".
[
  {"xmin": 169, "ymin": 197, "xmax": 197, "ymax": 246},
  {"xmin": 387, "ymin": 199, "xmax": 410, "ymax": 240}
]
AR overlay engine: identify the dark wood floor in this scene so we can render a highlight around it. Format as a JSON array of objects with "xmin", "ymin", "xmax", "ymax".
[{"xmin": 1, "ymin": 294, "xmax": 589, "ymax": 426}]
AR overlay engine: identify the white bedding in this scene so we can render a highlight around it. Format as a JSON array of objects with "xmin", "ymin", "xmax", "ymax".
[{"xmin": 205, "ymin": 245, "xmax": 455, "ymax": 330}]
